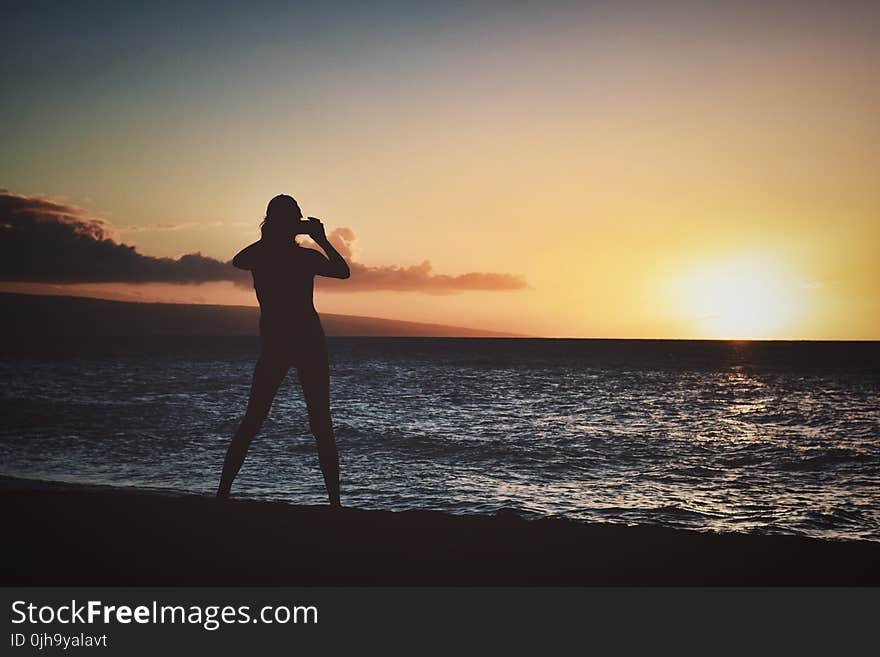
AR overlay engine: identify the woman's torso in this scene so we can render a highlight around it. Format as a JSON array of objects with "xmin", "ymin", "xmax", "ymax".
[{"xmin": 252, "ymin": 244, "xmax": 325, "ymax": 345}]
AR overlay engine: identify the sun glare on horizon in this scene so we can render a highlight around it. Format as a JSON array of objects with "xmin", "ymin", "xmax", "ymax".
[{"xmin": 671, "ymin": 253, "xmax": 809, "ymax": 340}]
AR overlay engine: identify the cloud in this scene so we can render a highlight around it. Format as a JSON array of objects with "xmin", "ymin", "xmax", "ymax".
[
  {"xmin": 304, "ymin": 227, "xmax": 527, "ymax": 294},
  {"xmin": 0, "ymin": 192, "xmax": 248, "ymax": 285},
  {"xmin": 0, "ymin": 191, "xmax": 526, "ymax": 294}
]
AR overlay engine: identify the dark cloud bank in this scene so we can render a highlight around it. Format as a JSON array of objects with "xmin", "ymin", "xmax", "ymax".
[{"xmin": 0, "ymin": 192, "xmax": 526, "ymax": 294}]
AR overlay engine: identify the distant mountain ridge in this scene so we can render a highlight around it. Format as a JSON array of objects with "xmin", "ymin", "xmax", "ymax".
[{"xmin": 0, "ymin": 292, "xmax": 519, "ymax": 338}]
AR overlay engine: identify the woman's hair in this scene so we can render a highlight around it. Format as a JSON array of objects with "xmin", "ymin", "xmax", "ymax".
[{"xmin": 260, "ymin": 194, "xmax": 301, "ymax": 241}]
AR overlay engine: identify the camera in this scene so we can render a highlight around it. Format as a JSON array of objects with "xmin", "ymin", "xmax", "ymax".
[{"xmin": 292, "ymin": 220, "xmax": 313, "ymax": 236}]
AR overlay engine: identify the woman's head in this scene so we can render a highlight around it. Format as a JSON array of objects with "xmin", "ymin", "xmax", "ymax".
[{"xmin": 261, "ymin": 194, "xmax": 303, "ymax": 241}]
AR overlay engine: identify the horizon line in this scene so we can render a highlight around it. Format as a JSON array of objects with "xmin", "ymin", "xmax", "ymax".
[{"xmin": 1, "ymin": 289, "xmax": 878, "ymax": 342}]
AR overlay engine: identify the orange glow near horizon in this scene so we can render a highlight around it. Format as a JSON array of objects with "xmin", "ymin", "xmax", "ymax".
[{"xmin": 669, "ymin": 254, "xmax": 809, "ymax": 340}]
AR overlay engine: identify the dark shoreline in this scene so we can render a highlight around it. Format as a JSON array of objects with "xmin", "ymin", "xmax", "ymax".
[{"xmin": 2, "ymin": 477, "xmax": 877, "ymax": 586}]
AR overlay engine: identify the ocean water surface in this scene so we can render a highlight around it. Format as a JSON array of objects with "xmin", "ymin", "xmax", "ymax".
[{"xmin": 1, "ymin": 337, "xmax": 878, "ymax": 541}]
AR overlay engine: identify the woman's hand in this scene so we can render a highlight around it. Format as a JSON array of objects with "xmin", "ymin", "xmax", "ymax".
[
  {"xmin": 305, "ymin": 217, "xmax": 350, "ymax": 279},
  {"xmin": 306, "ymin": 217, "xmax": 328, "ymax": 243}
]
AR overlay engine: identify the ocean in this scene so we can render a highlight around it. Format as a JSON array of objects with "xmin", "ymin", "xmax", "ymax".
[{"xmin": 1, "ymin": 337, "xmax": 878, "ymax": 541}]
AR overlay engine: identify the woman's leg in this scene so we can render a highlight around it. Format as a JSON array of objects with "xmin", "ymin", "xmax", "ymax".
[
  {"xmin": 217, "ymin": 353, "xmax": 289, "ymax": 497},
  {"xmin": 297, "ymin": 354, "xmax": 341, "ymax": 507}
]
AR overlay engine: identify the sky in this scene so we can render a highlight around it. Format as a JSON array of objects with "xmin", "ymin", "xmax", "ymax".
[{"xmin": 2, "ymin": 0, "xmax": 879, "ymax": 338}]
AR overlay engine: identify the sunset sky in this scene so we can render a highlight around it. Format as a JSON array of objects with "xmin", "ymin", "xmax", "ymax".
[{"xmin": 2, "ymin": 1, "xmax": 879, "ymax": 339}]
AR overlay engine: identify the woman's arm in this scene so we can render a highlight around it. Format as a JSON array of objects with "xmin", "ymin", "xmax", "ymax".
[
  {"xmin": 232, "ymin": 240, "xmax": 263, "ymax": 270},
  {"xmin": 307, "ymin": 218, "xmax": 350, "ymax": 279}
]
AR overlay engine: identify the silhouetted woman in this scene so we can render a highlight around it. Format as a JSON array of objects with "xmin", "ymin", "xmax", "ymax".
[{"xmin": 217, "ymin": 194, "xmax": 350, "ymax": 506}]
